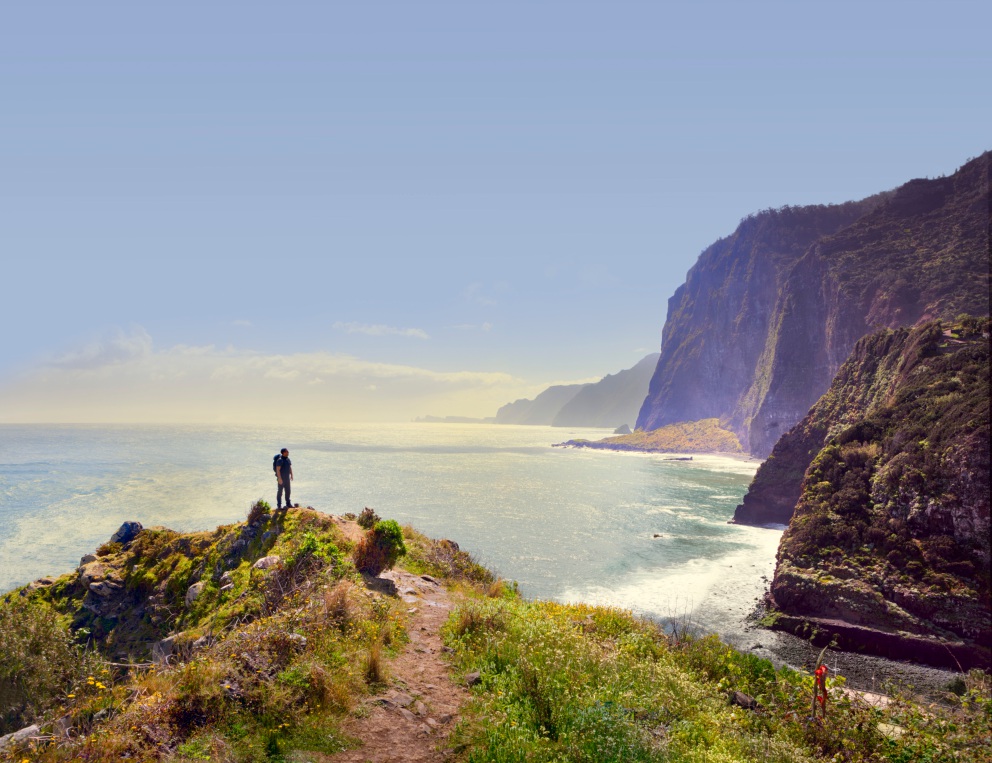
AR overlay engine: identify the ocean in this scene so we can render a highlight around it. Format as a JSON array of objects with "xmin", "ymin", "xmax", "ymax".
[{"xmin": 0, "ymin": 423, "xmax": 778, "ymax": 647}]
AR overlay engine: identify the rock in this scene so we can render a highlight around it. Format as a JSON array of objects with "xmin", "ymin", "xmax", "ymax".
[
  {"xmin": 0, "ymin": 724, "xmax": 40, "ymax": 751},
  {"xmin": 420, "ymin": 574, "xmax": 440, "ymax": 585},
  {"xmin": 730, "ymin": 690, "xmax": 760, "ymax": 711},
  {"xmin": 89, "ymin": 579, "xmax": 123, "ymax": 598},
  {"xmin": 399, "ymin": 708, "xmax": 417, "ymax": 722},
  {"xmin": 413, "ymin": 700, "xmax": 427, "ymax": 716},
  {"xmin": 110, "ymin": 521, "xmax": 143, "ymax": 545},
  {"xmin": 219, "ymin": 583, "xmax": 234, "ymax": 592},
  {"xmin": 252, "ymin": 555, "xmax": 280, "ymax": 570},
  {"xmin": 219, "ymin": 571, "xmax": 234, "ymax": 586},
  {"xmin": 193, "ymin": 635, "xmax": 212, "ymax": 650},
  {"xmin": 426, "ymin": 717, "xmax": 440, "ymax": 729},
  {"xmin": 185, "ymin": 581, "xmax": 206, "ymax": 606},
  {"xmin": 79, "ymin": 554, "xmax": 97, "ymax": 566},
  {"xmin": 54, "ymin": 716, "xmax": 73, "ymax": 739},
  {"xmin": 391, "ymin": 692, "xmax": 414, "ymax": 708},
  {"xmin": 614, "ymin": 424, "xmax": 632, "ymax": 435},
  {"xmin": 20, "ymin": 578, "xmax": 55, "ymax": 596},
  {"xmin": 78, "ymin": 561, "xmax": 106, "ymax": 586},
  {"xmin": 152, "ymin": 634, "xmax": 180, "ymax": 665},
  {"xmin": 465, "ymin": 671, "xmax": 482, "ymax": 687}
]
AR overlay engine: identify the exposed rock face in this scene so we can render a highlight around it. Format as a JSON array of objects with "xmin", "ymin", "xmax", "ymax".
[
  {"xmin": 637, "ymin": 153, "xmax": 990, "ymax": 457},
  {"xmin": 759, "ymin": 319, "xmax": 991, "ymax": 668},
  {"xmin": 110, "ymin": 521, "xmax": 143, "ymax": 545},
  {"xmin": 496, "ymin": 354, "xmax": 659, "ymax": 428}
]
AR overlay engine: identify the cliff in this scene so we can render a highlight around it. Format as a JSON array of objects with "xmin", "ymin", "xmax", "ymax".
[
  {"xmin": 495, "ymin": 353, "xmax": 659, "ymax": 428},
  {"xmin": 551, "ymin": 352, "xmax": 659, "ymax": 428},
  {"xmin": 758, "ymin": 318, "xmax": 991, "ymax": 669},
  {"xmin": 637, "ymin": 152, "xmax": 991, "ymax": 457}
]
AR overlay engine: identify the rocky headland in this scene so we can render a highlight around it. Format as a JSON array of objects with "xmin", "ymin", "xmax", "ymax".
[{"xmin": 745, "ymin": 318, "xmax": 990, "ymax": 669}]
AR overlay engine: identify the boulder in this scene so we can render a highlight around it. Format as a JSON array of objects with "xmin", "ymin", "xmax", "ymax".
[
  {"xmin": 253, "ymin": 555, "xmax": 280, "ymax": 570},
  {"xmin": 614, "ymin": 424, "xmax": 632, "ymax": 435},
  {"xmin": 79, "ymin": 554, "xmax": 97, "ymax": 566},
  {"xmin": 78, "ymin": 561, "xmax": 106, "ymax": 587},
  {"xmin": 0, "ymin": 724, "xmax": 40, "ymax": 751},
  {"xmin": 185, "ymin": 581, "xmax": 206, "ymax": 607},
  {"xmin": 89, "ymin": 579, "xmax": 123, "ymax": 598},
  {"xmin": 110, "ymin": 521, "xmax": 144, "ymax": 545},
  {"xmin": 152, "ymin": 634, "xmax": 181, "ymax": 665}
]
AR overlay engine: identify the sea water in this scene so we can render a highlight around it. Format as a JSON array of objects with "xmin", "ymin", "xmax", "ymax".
[{"xmin": 0, "ymin": 423, "xmax": 778, "ymax": 645}]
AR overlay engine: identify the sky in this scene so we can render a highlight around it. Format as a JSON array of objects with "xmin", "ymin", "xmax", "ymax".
[{"xmin": 1, "ymin": 1, "xmax": 989, "ymax": 424}]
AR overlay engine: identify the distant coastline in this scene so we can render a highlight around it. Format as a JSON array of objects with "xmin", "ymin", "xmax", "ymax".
[{"xmin": 555, "ymin": 418, "xmax": 745, "ymax": 455}]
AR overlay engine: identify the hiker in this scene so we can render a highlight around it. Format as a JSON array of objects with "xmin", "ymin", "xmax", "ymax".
[{"xmin": 274, "ymin": 448, "xmax": 294, "ymax": 509}]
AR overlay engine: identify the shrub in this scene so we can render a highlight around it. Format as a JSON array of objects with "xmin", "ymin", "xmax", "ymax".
[
  {"xmin": 247, "ymin": 499, "xmax": 271, "ymax": 525},
  {"xmin": 353, "ymin": 520, "xmax": 407, "ymax": 576},
  {"xmin": 0, "ymin": 598, "xmax": 100, "ymax": 734},
  {"xmin": 356, "ymin": 506, "xmax": 380, "ymax": 529}
]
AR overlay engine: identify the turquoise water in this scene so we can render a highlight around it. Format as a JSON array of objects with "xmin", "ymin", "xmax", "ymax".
[{"xmin": 0, "ymin": 423, "xmax": 778, "ymax": 643}]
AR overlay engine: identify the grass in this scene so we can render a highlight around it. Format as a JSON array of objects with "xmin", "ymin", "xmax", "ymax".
[
  {"xmin": 2, "ymin": 511, "xmax": 989, "ymax": 762},
  {"xmin": 564, "ymin": 418, "xmax": 744, "ymax": 454},
  {"xmin": 442, "ymin": 596, "xmax": 992, "ymax": 763}
]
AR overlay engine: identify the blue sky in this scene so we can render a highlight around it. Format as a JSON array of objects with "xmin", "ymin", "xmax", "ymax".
[{"xmin": 2, "ymin": 1, "xmax": 989, "ymax": 422}]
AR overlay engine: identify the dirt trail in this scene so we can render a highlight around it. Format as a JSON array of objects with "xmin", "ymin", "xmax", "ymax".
[{"xmin": 322, "ymin": 543, "xmax": 469, "ymax": 762}]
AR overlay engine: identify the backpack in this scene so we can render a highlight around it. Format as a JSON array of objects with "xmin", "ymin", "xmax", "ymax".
[{"xmin": 273, "ymin": 454, "xmax": 281, "ymax": 474}]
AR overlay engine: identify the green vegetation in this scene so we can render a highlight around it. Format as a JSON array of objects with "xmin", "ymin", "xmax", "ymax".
[
  {"xmin": 564, "ymin": 418, "xmax": 743, "ymax": 454},
  {"xmin": 1, "ymin": 507, "xmax": 990, "ymax": 761},
  {"xmin": 353, "ymin": 519, "xmax": 407, "ymax": 576},
  {"xmin": 444, "ymin": 596, "xmax": 992, "ymax": 763},
  {"xmin": 0, "ymin": 507, "xmax": 411, "ymax": 759}
]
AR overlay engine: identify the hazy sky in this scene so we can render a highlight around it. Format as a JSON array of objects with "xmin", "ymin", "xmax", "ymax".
[{"xmin": 2, "ymin": 1, "xmax": 989, "ymax": 423}]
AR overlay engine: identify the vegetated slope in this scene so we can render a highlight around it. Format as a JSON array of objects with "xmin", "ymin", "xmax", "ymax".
[
  {"xmin": 637, "ymin": 152, "xmax": 990, "ymax": 457},
  {"xmin": 0, "ymin": 505, "xmax": 494, "ymax": 759},
  {"xmin": 758, "ymin": 318, "xmax": 990, "ymax": 669},
  {"xmin": 3, "ymin": 506, "xmax": 992, "ymax": 762},
  {"xmin": 495, "ymin": 354, "xmax": 659, "ymax": 428},
  {"xmin": 551, "ymin": 352, "xmax": 660, "ymax": 428}
]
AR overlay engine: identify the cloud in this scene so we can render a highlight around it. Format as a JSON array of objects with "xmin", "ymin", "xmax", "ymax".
[
  {"xmin": 451, "ymin": 322, "xmax": 493, "ymax": 332},
  {"xmin": 332, "ymin": 321, "xmax": 429, "ymax": 340},
  {"xmin": 1, "ymin": 332, "xmax": 530, "ymax": 424},
  {"xmin": 47, "ymin": 327, "xmax": 153, "ymax": 370},
  {"xmin": 232, "ymin": 319, "xmax": 253, "ymax": 327}
]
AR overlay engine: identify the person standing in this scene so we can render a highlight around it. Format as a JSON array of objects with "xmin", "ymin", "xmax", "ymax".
[{"xmin": 275, "ymin": 448, "xmax": 294, "ymax": 509}]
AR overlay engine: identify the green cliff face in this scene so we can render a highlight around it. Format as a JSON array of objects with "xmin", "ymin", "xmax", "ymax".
[
  {"xmin": 637, "ymin": 152, "xmax": 990, "ymax": 457},
  {"xmin": 758, "ymin": 319, "xmax": 990, "ymax": 667}
]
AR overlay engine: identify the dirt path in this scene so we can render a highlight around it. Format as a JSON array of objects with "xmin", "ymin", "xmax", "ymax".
[{"xmin": 323, "ymin": 566, "xmax": 469, "ymax": 763}]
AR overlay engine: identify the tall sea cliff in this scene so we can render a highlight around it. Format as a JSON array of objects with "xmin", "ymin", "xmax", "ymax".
[{"xmin": 637, "ymin": 153, "xmax": 990, "ymax": 457}]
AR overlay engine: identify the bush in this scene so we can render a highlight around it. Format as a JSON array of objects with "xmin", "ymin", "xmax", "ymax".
[
  {"xmin": 356, "ymin": 506, "xmax": 380, "ymax": 530},
  {"xmin": 353, "ymin": 520, "xmax": 407, "ymax": 576},
  {"xmin": 0, "ymin": 597, "xmax": 99, "ymax": 734},
  {"xmin": 247, "ymin": 499, "xmax": 271, "ymax": 525}
]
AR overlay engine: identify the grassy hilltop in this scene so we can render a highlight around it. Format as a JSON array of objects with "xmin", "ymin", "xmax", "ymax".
[{"xmin": 1, "ymin": 506, "xmax": 990, "ymax": 762}]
